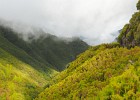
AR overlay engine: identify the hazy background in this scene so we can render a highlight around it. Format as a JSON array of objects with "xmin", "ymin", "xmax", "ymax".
[{"xmin": 0, "ymin": 0, "xmax": 138, "ymax": 45}]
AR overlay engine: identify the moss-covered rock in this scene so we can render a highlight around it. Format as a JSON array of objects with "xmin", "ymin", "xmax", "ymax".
[{"xmin": 118, "ymin": 8, "xmax": 140, "ymax": 47}]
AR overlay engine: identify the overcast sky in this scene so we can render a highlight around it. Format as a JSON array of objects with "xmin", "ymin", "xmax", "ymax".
[{"xmin": 0, "ymin": 0, "xmax": 138, "ymax": 45}]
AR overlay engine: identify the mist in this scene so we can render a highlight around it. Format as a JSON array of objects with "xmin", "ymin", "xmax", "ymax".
[{"xmin": 0, "ymin": 0, "xmax": 138, "ymax": 45}]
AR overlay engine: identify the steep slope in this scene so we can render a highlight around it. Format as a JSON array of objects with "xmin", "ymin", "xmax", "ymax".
[
  {"xmin": 0, "ymin": 27, "xmax": 55, "ymax": 74},
  {"xmin": 0, "ymin": 25, "xmax": 58, "ymax": 99},
  {"xmin": 36, "ymin": 43, "xmax": 140, "ymax": 99},
  {"xmin": 0, "ymin": 25, "xmax": 88, "ymax": 71},
  {"xmin": 118, "ymin": 0, "xmax": 140, "ymax": 48},
  {"xmin": 0, "ymin": 48, "xmax": 57, "ymax": 100},
  {"xmin": 0, "ymin": 24, "xmax": 88, "ymax": 99},
  {"xmin": 36, "ymin": 1, "xmax": 140, "ymax": 99}
]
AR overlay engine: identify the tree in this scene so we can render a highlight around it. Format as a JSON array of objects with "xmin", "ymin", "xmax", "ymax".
[{"xmin": 137, "ymin": 0, "xmax": 140, "ymax": 10}]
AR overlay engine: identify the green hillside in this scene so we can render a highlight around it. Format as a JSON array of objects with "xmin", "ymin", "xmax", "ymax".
[
  {"xmin": 35, "ymin": 1, "xmax": 140, "ymax": 99},
  {"xmin": 36, "ymin": 43, "xmax": 140, "ymax": 99},
  {"xmin": 0, "ymin": 24, "xmax": 88, "ymax": 99},
  {"xmin": 0, "ymin": 26, "xmax": 88, "ymax": 71},
  {"xmin": 0, "ymin": 0, "xmax": 140, "ymax": 100},
  {"xmin": 0, "ymin": 28, "xmax": 55, "ymax": 74},
  {"xmin": 0, "ymin": 25, "xmax": 58, "ymax": 99},
  {"xmin": 0, "ymin": 48, "xmax": 57, "ymax": 100}
]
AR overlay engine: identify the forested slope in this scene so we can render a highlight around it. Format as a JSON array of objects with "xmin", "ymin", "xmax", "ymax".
[
  {"xmin": 35, "ymin": 1, "xmax": 140, "ymax": 99},
  {"xmin": 1, "ymin": 0, "xmax": 140, "ymax": 100},
  {"xmin": 0, "ymin": 25, "xmax": 58, "ymax": 99},
  {"xmin": 0, "ymin": 48, "xmax": 57, "ymax": 100},
  {"xmin": 0, "ymin": 25, "xmax": 88, "ymax": 71},
  {"xmin": 0, "ymin": 23, "xmax": 88, "ymax": 99},
  {"xmin": 36, "ymin": 44, "xmax": 140, "ymax": 99}
]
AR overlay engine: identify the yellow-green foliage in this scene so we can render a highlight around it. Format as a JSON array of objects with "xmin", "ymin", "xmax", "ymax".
[
  {"xmin": 99, "ymin": 66, "xmax": 140, "ymax": 100},
  {"xmin": 35, "ymin": 44, "xmax": 140, "ymax": 100},
  {"xmin": 0, "ymin": 48, "xmax": 57, "ymax": 100}
]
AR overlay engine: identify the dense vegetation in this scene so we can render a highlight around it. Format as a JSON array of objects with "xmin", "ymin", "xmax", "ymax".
[
  {"xmin": 0, "ymin": 24, "xmax": 88, "ymax": 99},
  {"xmin": 37, "ymin": 3, "xmax": 140, "ymax": 96},
  {"xmin": 0, "ymin": 0, "xmax": 140, "ymax": 100},
  {"xmin": 36, "ymin": 43, "xmax": 140, "ymax": 99},
  {"xmin": 0, "ymin": 48, "xmax": 57, "ymax": 100},
  {"xmin": 0, "ymin": 26, "xmax": 60, "ymax": 99},
  {"xmin": 0, "ymin": 26, "xmax": 88, "ymax": 71},
  {"xmin": 118, "ymin": 0, "xmax": 140, "ymax": 48}
]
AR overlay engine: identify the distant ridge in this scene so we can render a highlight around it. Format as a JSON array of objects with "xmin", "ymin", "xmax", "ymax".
[{"xmin": 0, "ymin": 25, "xmax": 89, "ymax": 71}]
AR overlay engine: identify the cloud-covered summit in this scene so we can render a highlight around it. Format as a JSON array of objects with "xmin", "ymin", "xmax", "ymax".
[{"xmin": 0, "ymin": 0, "xmax": 138, "ymax": 45}]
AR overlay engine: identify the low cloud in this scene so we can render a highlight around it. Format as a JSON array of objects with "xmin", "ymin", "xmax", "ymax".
[{"xmin": 0, "ymin": 0, "xmax": 138, "ymax": 45}]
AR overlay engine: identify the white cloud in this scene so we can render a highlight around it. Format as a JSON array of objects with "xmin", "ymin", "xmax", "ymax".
[{"xmin": 0, "ymin": 0, "xmax": 138, "ymax": 45}]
